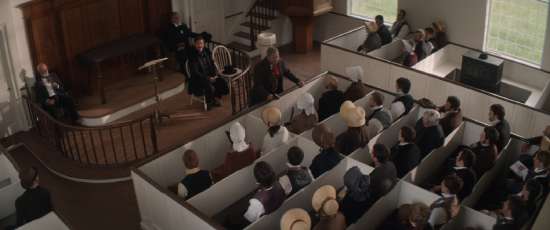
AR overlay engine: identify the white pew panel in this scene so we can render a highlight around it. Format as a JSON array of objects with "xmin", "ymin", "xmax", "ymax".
[
  {"xmin": 441, "ymin": 206, "xmax": 496, "ymax": 230},
  {"xmin": 0, "ymin": 153, "xmax": 23, "ymax": 220},
  {"xmin": 16, "ymin": 212, "xmax": 70, "ymax": 230},
  {"xmin": 367, "ymin": 40, "xmax": 404, "ymax": 62}
]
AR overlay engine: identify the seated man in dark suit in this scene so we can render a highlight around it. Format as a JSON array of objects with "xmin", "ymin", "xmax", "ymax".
[
  {"xmin": 178, "ymin": 149, "xmax": 213, "ymax": 199},
  {"xmin": 469, "ymin": 127, "xmax": 500, "ymax": 177},
  {"xmin": 318, "ymin": 76, "xmax": 345, "ymax": 121},
  {"xmin": 370, "ymin": 144, "xmax": 398, "ymax": 200},
  {"xmin": 489, "ymin": 104, "xmax": 511, "ymax": 151},
  {"xmin": 15, "ymin": 167, "xmax": 53, "ymax": 227},
  {"xmin": 278, "ymin": 146, "xmax": 313, "ymax": 196},
  {"xmin": 188, "ymin": 36, "xmax": 228, "ymax": 110},
  {"xmin": 438, "ymin": 96, "xmax": 463, "ymax": 136},
  {"xmin": 375, "ymin": 15, "xmax": 392, "ymax": 46},
  {"xmin": 250, "ymin": 47, "xmax": 303, "ymax": 105},
  {"xmin": 165, "ymin": 12, "xmax": 197, "ymax": 72},
  {"xmin": 34, "ymin": 63, "xmax": 80, "ymax": 123},
  {"xmin": 415, "ymin": 109, "xmax": 445, "ymax": 157},
  {"xmin": 391, "ymin": 126, "xmax": 421, "ymax": 178}
]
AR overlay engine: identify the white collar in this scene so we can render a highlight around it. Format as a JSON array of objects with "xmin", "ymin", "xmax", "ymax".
[
  {"xmin": 286, "ymin": 162, "xmax": 303, "ymax": 169},
  {"xmin": 490, "ymin": 119, "xmax": 501, "ymax": 126},
  {"xmin": 398, "ymin": 142, "xmax": 411, "ymax": 146},
  {"xmin": 370, "ymin": 105, "xmax": 383, "ymax": 111},
  {"xmin": 441, "ymin": 193, "xmax": 455, "ymax": 198},
  {"xmin": 534, "ymin": 168, "xmax": 546, "ymax": 173},
  {"xmin": 185, "ymin": 168, "xmax": 200, "ymax": 175},
  {"xmin": 454, "ymin": 166, "xmax": 467, "ymax": 170},
  {"xmin": 233, "ymin": 141, "xmax": 250, "ymax": 152}
]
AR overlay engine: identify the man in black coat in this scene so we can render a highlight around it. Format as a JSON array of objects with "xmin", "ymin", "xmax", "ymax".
[
  {"xmin": 450, "ymin": 149, "xmax": 477, "ymax": 200},
  {"xmin": 489, "ymin": 104, "xmax": 511, "ymax": 151},
  {"xmin": 375, "ymin": 15, "xmax": 392, "ymax": 46},
  {"xmin": 391, "ymin": 126, "xmax": 421, "ymax": 178},
  {"xmin": 370, "ymin": 144, "xmax": 398, "ymax": 199},
  {"xmin": 415, "ymin": 110, "xmax": 444, "ymax": 157},
  {"xmin": 165, "ymin": 12, "xmax": 197, "ymax": 72},
  {"xmin": 250, "ymin": 47, "xmax": 303, "ymax": 105},
  {"xmin": 34, "ymin": 63, "xmax": 80, "ymax": 123},
  {"xmin": 390, "ymin": 77, "xmax": 414, "ymax": 119},
  {"xmin": 318, "ymin": 76, "xmax": 344, "ymax": 121},
  {"xmin": 188, "ymin": 36, "xmax": 228, "ymax": 110},
  {"xmin": 15, "ymin": 167, "xmax": 53, "ymax": 227}
]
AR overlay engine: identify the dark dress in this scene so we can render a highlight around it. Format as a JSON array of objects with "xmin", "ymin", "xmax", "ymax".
[
  {"xmin": 250, "ymin": 58, "xmax": 300, "ymax": 105},
  {"xmin": 181, "ymin": 170, "xmax": 213, "ymax": 199},
  {"xmin": 393, "ymin": 94, "xmax": 415, "ymax": 117},
  {"xmin": 378, "ymin": 24, "xmax": 392, "ymax": 45},
  {"xmin": 341, "ymin": 194, "xmax": 372, "ymax": 225},
  {"xmin": 343, "ymin": 82, "xmax": 369, "ymax": 102},
  {"xmin": 188, "ymin": 48, "xmax": 228, "ymax": 103},
  {"xmin": 492, "ymin": 120, "xmax": 511, "ymax": 151},
  {"xmin": 370, "ymin": 162, "xmax": 398, "ymax": 199},
  {"xmin": 415, "ymin": 119, "xmax": 445, "ymax": 157},
  {"xmin": 470, "ymin": 142, "xmax": 497, "ymax": 177},
  {"xmin": 318, "ymin": 89, "xmax": 345, "ymax": 121},
  {"xmin": 15, "ymin": 186, "xmax": 53, "ymax": 227},
  {"xmin": 34, "ymin": 73, "xmax": 80, "ymax": 122},
  {"xmin": 287, "ymin": 112, "xmax": 318, "ymax": 134},
  {"xmin": 212, "ymin": 145, "xmax": 258, "ymax": 182},
  {"xmin": 452, "ymin": 167, "xmax": 477, "ymax": 200},
  {"xmin": 165, "ymin": 23, "xmax": 197, "ymax": 69},
  {"xmin": 391, "ymin": 143, "xmax": 421, "ymax": 178},
  {"xmin": 336, "ymin": 126, "xmax": 369, "ymax": 156},
  {"xmin": 310, "ymin": 148, "xmax": 343, "ymax": 178}
]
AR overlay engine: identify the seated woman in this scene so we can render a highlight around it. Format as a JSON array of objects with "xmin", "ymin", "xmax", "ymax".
[
  {"xmin": 341, "ymin": 166, "xmax": 372, "ymax": 225},
  {"xmin": 450, "ymin": 149, "xmax": 477, "ymax": 200},
  {"xmin": 415, "ymin": 109, "xmax": 445, "ymax": 157},
  {"xmin": 438, "ymin": 96, "xmax": 463, "ymax": 136},
  {"xmin": 343, "ymin": 66, "xmax": 369, "ymax": 102},
  {"xmin": 312, "ymin": 185, "xmax": 346, "ymax": 230},
  {"xmin": 469, "ymin": 127, "xmax": 499, "ymax": 177},
  {"xmin": 261, "ymin": 106, "xmax": 290, "ymax": 155},
  {"xmin": 279, "ymin": 146, "xmax": 313, "ymax": 196},
  {"xmin": 428, "ymin": 195, "xmax": 460, "ymax": 229},
  {"xmin": 391, "ymin": 126, "xmax": 421, "ymax": 178},
  {"xmin": 287, "ymin": 93, "xmax": 318, "ymax": 134},
  {"xmin": 244, "ymin": 161, "xmax": 286, "ymax": 223},
  {"xmin": 212, "ymin": 122, "xmax": 258, "ymax": 181},
  {"xmin": 336, "ymin": 101, "xmax": 369, "ymax": 155},
  {"xmin": 379, "ymin": 202, "xmax": 432, "ymax": 230},
  {"xmin": 310, "ymin": 124, "xmax": 343, "ymax": 178},
  {"xmin": 178, "ymin": 150, "xmax": 213, "ymax": 199},
  {"xmin": 357, "ymin": 22, "xmax": 382, "ymax": 53},
  {"xmin": 318, "ymin": 76, "xmax": 345, "ymax": 121}
]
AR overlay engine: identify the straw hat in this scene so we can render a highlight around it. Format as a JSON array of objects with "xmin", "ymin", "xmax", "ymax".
[
  {"xmin": 262, "ymin": 106, "xmax": 282, "ymax": 125},
  {"xmin": 340, "ymin": 101, "xmax": 366, "ymax": 127},
  {"xmin": 280, "ymin": 208, "xmax": 311, "ymax": 230},
  {"xmin": 312, "ymin": 185, "xmax": 339, "ymax": 216}
]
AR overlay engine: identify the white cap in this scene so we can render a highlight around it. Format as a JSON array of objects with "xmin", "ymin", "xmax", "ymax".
[
  {"xmin": 230, "ymin": 122, "xmax": 249, "ymax": 152},
  {"xmin": 345, "ymin": 66, "xmax": 364, "ymax": 82},
  {"xmin": 297, "ymin": 93, "xmax": 316, "ymax": 116}
]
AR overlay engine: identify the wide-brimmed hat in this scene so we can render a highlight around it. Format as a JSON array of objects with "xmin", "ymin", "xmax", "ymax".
[
  {"xmin": 312, "ymin": 185, "xmax": 339, "ymax": 216},
  {"xmin": 262, "ymin": 106, "xmax": 282, "ymax": 125},
  {"xmin": 280, "ymin": 208, "xmax": 311, "ymax": 230},
  {"xmin": 340, "ymin": 101, "xmax": 366, "ymax": 127}
]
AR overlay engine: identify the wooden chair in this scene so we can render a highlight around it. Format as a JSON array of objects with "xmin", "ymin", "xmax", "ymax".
[
  {"xmin": 185, "ymin": 61, "xmax": 208, "ymax": 111},
  {"xmin": 212, "ymin": 45, "xmax": 242, "ymax": 96}
]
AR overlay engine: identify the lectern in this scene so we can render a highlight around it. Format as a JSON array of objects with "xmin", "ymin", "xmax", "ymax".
[{"xmin": 279, "ymin": 0, "xmax": 333, "ymax": 53}]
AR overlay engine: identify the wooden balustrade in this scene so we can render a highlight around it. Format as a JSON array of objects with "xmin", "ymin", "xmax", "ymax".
[{"xmin": 247, "ymin": 0, "xmax": 277, "ymax": 49}]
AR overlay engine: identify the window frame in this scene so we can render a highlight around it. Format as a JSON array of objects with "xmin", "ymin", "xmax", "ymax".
[{"xmin": 346, "ymin": 0, "xmax": 397, "ymax": 27}]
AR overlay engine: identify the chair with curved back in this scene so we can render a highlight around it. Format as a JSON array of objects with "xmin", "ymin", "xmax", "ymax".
[
  {"xmin": 185, "ymin": 60, "xmax": 208, "ymax": 111},
  {"xmin": 212, "ymin": 45, "xmax": 242, "ymax": 96}
]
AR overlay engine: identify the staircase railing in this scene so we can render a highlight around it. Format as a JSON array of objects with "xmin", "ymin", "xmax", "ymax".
[{"xmin": 247, "ymin": 0, "xmax": 277, "ymax": 50}]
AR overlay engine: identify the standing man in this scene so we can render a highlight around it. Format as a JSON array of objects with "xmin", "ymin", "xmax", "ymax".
[
  {"xmin": 250, "ymin": 47, "xmax": 303, "ymax": 105},
  {"xmin": 34, "ymin": 63, "xmax": 80, "ymax": 124},
  {"xmin": 166, "ymin": 12, "xmax": 197, "ymax": 72}
]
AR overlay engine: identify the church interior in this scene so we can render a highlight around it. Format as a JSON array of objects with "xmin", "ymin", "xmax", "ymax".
[{"xmin": 1, "ymin": 0, "xmax": 550, "ymax": 229}]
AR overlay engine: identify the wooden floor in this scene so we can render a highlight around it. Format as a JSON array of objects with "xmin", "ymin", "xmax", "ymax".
[{"xmin": 3, "ymin": 44, "xmax": 321, "ymax": 230}]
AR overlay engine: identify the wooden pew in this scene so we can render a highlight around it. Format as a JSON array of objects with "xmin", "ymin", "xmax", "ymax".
[
  {"xmin": 0, "ymin": 152, "xmax": 24, "ymax": 220},
  {"xmin": 440, "ymin": 206, "xmax": 496, "ymax": 230},
  {"xmin": 367, "ymin": 40, "xmax": 406, "ymax": 64}
]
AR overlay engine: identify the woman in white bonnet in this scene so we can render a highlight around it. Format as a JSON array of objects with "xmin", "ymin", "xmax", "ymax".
[
  {"xmin": 288, "ymin": 92, "xmax": 318, "ymax": 134},
  {"xmin": 343, "ymin": 66, "xmax": 369, "ymax": 102},
  {"xmin": 212, "ymin": 121, "xmax": 258, "ymax": 181}
]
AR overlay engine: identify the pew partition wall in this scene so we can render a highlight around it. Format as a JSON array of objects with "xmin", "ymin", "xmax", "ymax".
[{"xmin": 132, "ymin": 73, "xmax": 550, "ymax": 230}]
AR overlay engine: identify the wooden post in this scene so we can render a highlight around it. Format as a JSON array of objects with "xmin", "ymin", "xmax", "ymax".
[{"xmin": 290, "ymin": 16, "xmax": 314, "ymax": 53}]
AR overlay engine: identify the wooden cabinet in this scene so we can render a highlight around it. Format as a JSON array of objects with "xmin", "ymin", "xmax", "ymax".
[{"xmin": 20, "ymin": 0, "xmax": 171, "ymax": 97}]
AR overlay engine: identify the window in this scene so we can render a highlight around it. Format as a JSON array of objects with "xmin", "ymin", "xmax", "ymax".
[
  {"xmin": 349, "ymin": 0, "xmax": 398, "ymax": 22},
  {"xmin": 486, "ymin": 0, "xmax": 549, "ymax": 65}
]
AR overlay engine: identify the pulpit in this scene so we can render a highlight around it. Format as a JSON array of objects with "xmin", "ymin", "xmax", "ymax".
[{"xmin": 280, "ymin": 0, "xmax": 333, "ymax": 53}]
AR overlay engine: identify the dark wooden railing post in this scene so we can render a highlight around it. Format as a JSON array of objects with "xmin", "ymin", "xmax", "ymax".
[{"xmin": 149, "ymin": 115, "xmax": 158, "ymax": 154}]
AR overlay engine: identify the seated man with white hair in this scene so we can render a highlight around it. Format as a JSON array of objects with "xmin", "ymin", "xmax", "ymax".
[
  {"xmin": 212, "ymin": 122, "xmax": 258, "ymax": 181},
  {"xmin": 390, "ymin": 77, "xmax": 414, "ymax": 119},
  {"xmin": 261, "ymin": 106, "xmax": 290, "ymax": 155},
  {"xmin": 343, "ymin": 66, "xmax": 369, "ymax": 102},
  {"xmin": 415, "ymin": 109, "xmax": 445, "ymax": 157},
  {"xmin": 365, "ymin": 92, "xmax": 393, "ymax": 139},
  {"xmin": 287, "ymin": 93, "xmax": 318, "ymax": 134},
  {"xmin": 336, "ymin": 101, "xmax": 369, "ymax": 155}
]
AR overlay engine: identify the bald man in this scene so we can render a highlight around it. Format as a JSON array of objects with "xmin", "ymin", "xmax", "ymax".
[{"xmin": 34, "ymin": 63, "xmax": 80, "ymax": 123}]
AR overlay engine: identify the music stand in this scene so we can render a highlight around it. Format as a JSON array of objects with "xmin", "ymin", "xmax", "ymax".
[{"xmin": 138, "ymin": 58, "xmax": 207, "ymax": 124}]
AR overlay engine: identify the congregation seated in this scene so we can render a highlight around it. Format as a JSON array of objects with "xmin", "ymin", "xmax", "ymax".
[
  {"xmin": 165, "ymin": 12, "xmax": 197, "ymax": 72},
  {"xmin": 279, "ymin": 146, "xmax": 314, "ymax": 196},
  {"xmin": 402, "ymin": 29, "xmax": 427, "ymax": 67},
  {"xmin": 428, "ymin": 195, "xmax": 460, "ymax": 229},
  {"xmin": 491, "ymin": 196, "xmax": 528, "ymax": 230},
  {"xmin": 429, "ymin": 174, "xmax": 464, "ymax": 211},
  {"xmin": 488, "ymin": 104, "xmax": 511, "ymax": 151},
  {"xmin": 423, "ymin": 27, "xmax": 436, "ymax": 56},
  {"xmin": 312, "ymin": 185, "xmax": 347, "ymax": 230},
  {"xmin": 390, "ymin": 77, "xmax": 415, "ymax": 119},
  {"xmin": 343, "ymin": 66, "xmax": 369, "ymax": 102},
  {"xmin": 365, "ymin": 92, "xmax": 393, "ymax": 139},
  {"xmin": 370, "ymin": 144, "xmax": 398, "ymax": 200},
  {"xmin": 391, "ymin": 126, "xmax": 422, "ymax": 178},
  {"xmin": 508, "ymin": 150, "xmax": 550, "ymax": 196},
  {"xmin": 430, "ymin": 20, "xmax": 449, "ymax": 53},
  {"xmin": 287, "ymin": 93, "xmax": 318, "ymax": 134},
  {"xmin": 212, "ymin": 122, "xmax": 258, "ymax": 182},
  {"xmin": 357, "ymin": 22, "xmax": 382, "ymax": 53},
  {"xmin": 318, "ymin": 76, "xmax": 345, "ymax": 121},
  {"xmin": 390, "ymin": 9, "xmax": 410, "ymax": 40},
  {"xmin": 15, "ymin": 167, "xmax": 53, "ymax": 227},
  {"xmin": 187, "ymin": 36, "xmax": 229, "ymax": 110},
  {"xmin": 261, "ymin": 106, "xmax": 290, "ymax": 155},
  {"xmin": 341, "ymin": 166, "xmax": 372, "ymax": 225},
  {"xmin": 243, "ymin": 161, "xmax": 286, "ymax": 223},
  {"xmin": 375, "ymin": 15, "xmax": 392, "ymax": 46},
  {"xmin": 519, "ymin": 178, "xmax": 545, "ymax": 217},
  {"xmin": 34, "ymin": 63, "xmax": 80, "ymax": 124},
  {"xmin": 310, "ymin": 124, "xmax": 343, "ymax": 178},
  {"xmin": 177, "ymin": 150, "xmax": 213, "ymax": 199},
  {"xmin": 449, "ymin": 149, "xmax": 478, "ymax": 200},
  {"xmin": 280, "ymin": 208, "xmax": 311, "ymax": 230},
  {"xmin": 437, "ymin": 96, "xmax": 463, "ymax": 136},
  {"xmin": 336, "ymin": 101, "xmax": 369, "ymax": 155},
  {"xmin": 521, "ymin": 125, "xmax": 550, "ymax": 159},
  {"xmin": 378, "ymin": 202, "xmax": 432, "ymax": 230},
  {"xmin": 468, "ymin": 126, "xmax": 499, "ymax": 177},
  {"xmin": 415, "ymin": 109, "xmax": 444, "ymax": 157}
]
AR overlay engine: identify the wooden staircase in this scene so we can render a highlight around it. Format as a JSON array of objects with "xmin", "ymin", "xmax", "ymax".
[{"xmin": 228, "ymin": 0, "xmax": 278, "ymax": 53}]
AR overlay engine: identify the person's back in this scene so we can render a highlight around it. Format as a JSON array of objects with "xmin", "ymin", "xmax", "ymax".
[
  {"xmin": 368, "ymin": 108, "xmax": 393, "ymax": 129},
  {"xmin": 336, "ymin": 126, "xmax": 369, "ymax": 155},
  {"xmin": 254, "ymin": 181, "xmax": 286, "ymax": 215},
  {"xmin": 364, "ymin": 33, "xmax": 382, "ymax": 53},
  {"xmin": 391, "ymin": 143, "xmax": 421, "ymax": 178},
  {"xmin": 370, "ymin": 161, "xmax": 398, "ymax": 199},
  {"xmin": 181, "ymin": 170, "xmax": 212, "ymax": 198},
  {"xmin": 439, "ymin": 109, "xmax": 462, "ymax": 136},
  {"xmin": 453, "ymin": 167, "xmax": 477, "ymax": 200},
  {"xmin": 279, "ymin": 146, "xmax": 313, "ymax": 195},
  {"xmin": 288, "ymin": 112, "xmax": 317, "ymax": 134},
  {"xmin": 493, "ymin": 119, "xmax": 511, "ymax": 150},
  {"xmin": 343, "ymin": 82, "xmax": 369, "ymax": 102},
  {"xmin": 15, "ymin": 186, "xmax": 52, "ymax": 226},
  {"xmin": 310, "ymin": 148, "xmax": 343, "ymax": 178},
  {"xmin": 415, "ymin": 118, "xmax": 444, "ymax": 157},
  {"xmin": 378, "ymin": 24, "xmax": 392, "ymax": 45},
  {"xmin": 319, "ymin": 89, "xmax": 345, "ymax": 121}
]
